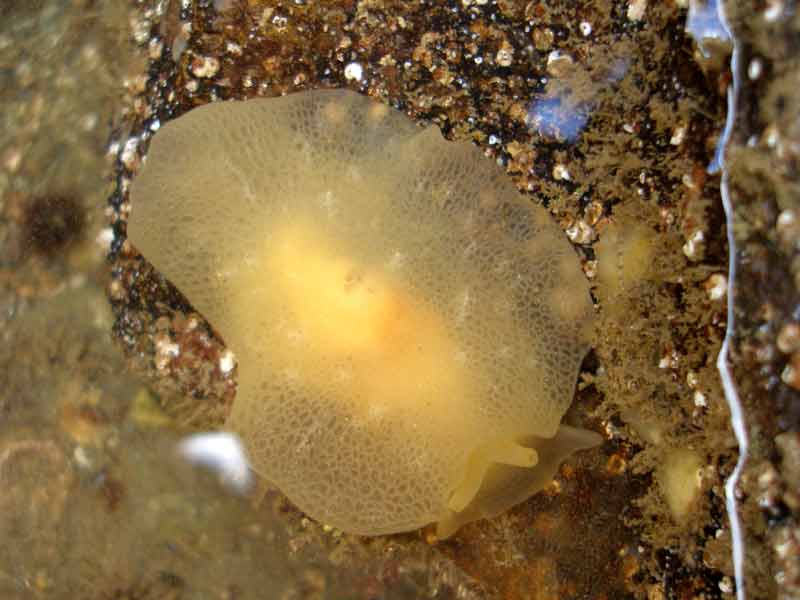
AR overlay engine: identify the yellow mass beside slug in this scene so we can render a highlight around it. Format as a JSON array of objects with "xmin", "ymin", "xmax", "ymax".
[{"xmin": 127, "ymin": 89, "xmax": 600, "ymax": 537}]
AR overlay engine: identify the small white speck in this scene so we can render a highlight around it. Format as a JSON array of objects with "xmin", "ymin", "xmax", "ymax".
[
  {"xmin": 694, "ymin": 391, "xmax": 707, "ymax": 407},
  {"xmin": 747, "ymin": 58, "xmax": 763, "ymax": 80},
  {"xmin": 121, "ymin": 137, "xmax": 139, "ymax": 170},
  {"xmin": 566, "ymin": 220, "xmax": 595, "ymax": 244},
  {"xmin": 627, "ymin": 0, "xmax": 647, "ymax": 22},
  {"xmin": 132, "ymin": 17, "xmax": 151, "ymax": 45},
  {"xmin": 495, "ymin": 44, "xmax": 514, "ymax": 67},
  {"xmin": 777, "ymin": 208, "xmax": 796, "ymax": 230},
  {"xmin": 73, "ymin": 446, "xmax": 92, "ymax": 469},
  {"xmin": 191, "ymin": 55, "xmax": 220, "ymax": 78},
  {"xmin": 172, "ymin": 24, "xmax": 191, "ymax": 62},
  {"xmin": 488, "ymin": 134, "xmax": 500, "ymax": 145},
  {"xmin": 781, "ymin": 363, "xmax": 797, "ymax": 385},
  {"xmin": 706, "ymin": 273, "xmax": 728, "ymax": 301},
  {"xmin": 219, "ymin": 350, "xmax": 235, "ymax": 374},
  {"xmin": 474, "ymin": 55, "xmax": 484, "ymax": 65},
  {"xmin": 344, "ymin": 62, "xmax": 363, "ymax": 81},
  {"xmin": 81, "ymin": 113, "xmax": 99, "ymax": 132},
  {"xmin": 765, "ymin": 125, "xmax": 779, "ymax": 148},
  {"xmin": 178, "ymin": 432, "xmax": 252, "ymax": 493},
  {"xmin": 579, "ymin": 21, "xmax": 592, "ymax": 36},
  {"xmin": 148, "ymin": 38, "xmax": 164, "ymax": 60},
  {"xmin": 546, "ymin": 50, "xmax": 574, "ymax": 76},
  {"xmin": 777, "ymin": 324, "xmax": 800, "ymax": 354},
  {"xmin": 764, "ymin": 0, "xmax": 783, "ymax": 22},
  {"xmin": 156, "ymin": 339, "xmax": 180, "ymax": 358},
  {"xmin": 687, "ymin": 371, "xmax": 699, "ymax": 388},
  {"xmin": 682, "ymin": 230, "xmax": 706, "ymax": 261},
  {"xmin": 604, "ymin": 420, "xmax": 621, "ymax": 438},
  {"xmin": 95, "ymin": 227, "xmax": 114, "ymax": 251},
  {"xmin": 670, "ymin": 126, "xmax": 686, "ymax": 146},
  {"xmin": 552, "ymin": 163, "xmax": 571, "ymax": 181},
  {"xmin": 2, "ymin": 148, "xmax": 22, "ymax": 173}
]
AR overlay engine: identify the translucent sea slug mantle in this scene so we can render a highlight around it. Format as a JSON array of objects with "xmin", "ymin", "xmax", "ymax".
[{"xmin": 127, "ymin": 89, "xmax": 600, "ymax": 537}]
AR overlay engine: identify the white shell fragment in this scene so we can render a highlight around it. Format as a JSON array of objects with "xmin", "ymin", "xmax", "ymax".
[{"xmin": 178, "ymin": 431, "xmax": 253, "ymax": 494}]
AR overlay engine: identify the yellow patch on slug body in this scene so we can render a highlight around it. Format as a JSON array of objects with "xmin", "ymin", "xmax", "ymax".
[{"xmin": 235, "ymin": 220, "xmax": 467, "ymax": 424}]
